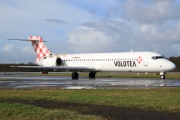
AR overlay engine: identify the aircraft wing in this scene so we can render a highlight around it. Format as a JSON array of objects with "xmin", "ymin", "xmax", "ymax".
[{"xmin": 11, "ymin": 66, "xmax": 101, "ymax": 72}]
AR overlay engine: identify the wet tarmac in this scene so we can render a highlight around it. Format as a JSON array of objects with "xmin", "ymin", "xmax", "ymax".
[{"xmin": 0, "ymin": 73, "xmax": 180, "ymax": 89}]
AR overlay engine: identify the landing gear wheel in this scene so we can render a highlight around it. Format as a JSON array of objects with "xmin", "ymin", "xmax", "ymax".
[
  {"xmin": 89, "ymin": 72, "xmax": 96, "ymax": 79},
  {"xmin": 72, "ymin": 72, "xmax": 79, "ymax": 79},
  {"xmin": 160, "ymin": 75, "xmax": 165, "ymax": 79}
]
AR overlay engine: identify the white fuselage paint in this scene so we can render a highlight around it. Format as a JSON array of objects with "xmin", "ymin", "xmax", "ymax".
[{"xmin": 38, "ymin": 52, "xmax": 176, "ymax": 73}]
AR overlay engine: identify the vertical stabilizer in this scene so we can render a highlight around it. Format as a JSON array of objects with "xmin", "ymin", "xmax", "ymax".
[{"xmin": 28, "ymin": 36, "xmax": 51, "ymax": 62}]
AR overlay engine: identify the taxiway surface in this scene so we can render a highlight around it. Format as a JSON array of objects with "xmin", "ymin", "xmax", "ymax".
[{"xmin": 0, "ymin": 73, "xmax": 179, "ymax": 89}]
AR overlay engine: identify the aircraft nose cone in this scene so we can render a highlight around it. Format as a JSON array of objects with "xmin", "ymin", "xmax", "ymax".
[
  {"xmin": 160, "ymin": 61, "xmax": 176, "ymax": 72},
  {"xmin": 169, "ymin": 62, "xmax": 176, "ymax": 71}
]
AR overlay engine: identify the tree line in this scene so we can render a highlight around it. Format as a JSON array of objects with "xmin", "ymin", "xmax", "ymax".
[
  {"xmin": 168, "ymin": 56, "xmax": 180, "ymax": 72},
  {"xmin": 0, "ymin": 62, "xmax": 40, "ymax": 72},
  {"xmin": 0, "ymin": 57, "xmax": 180, "ymax": 72}
]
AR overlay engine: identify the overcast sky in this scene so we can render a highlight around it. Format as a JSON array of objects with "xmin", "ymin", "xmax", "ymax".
[{"xmin": 0, "ymin": 0, "xmax": 180, "ymax": 63}]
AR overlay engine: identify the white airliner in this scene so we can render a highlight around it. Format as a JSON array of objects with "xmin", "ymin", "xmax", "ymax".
[{"xmin": 9, "ymin": 36, "xmax": 176, "ymax": 79}]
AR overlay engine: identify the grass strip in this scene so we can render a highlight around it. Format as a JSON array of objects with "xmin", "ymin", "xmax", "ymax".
[
  {"xmin": 0, "ymin": 103, "xmax": 102, "ymax": 120},
  {"xmin": 0, "ymin": 88, "xmax": 179, "ymax": 120},
  {"xmin": 0, "ymin": 88, "xmax": 179, "ymax": 112}
]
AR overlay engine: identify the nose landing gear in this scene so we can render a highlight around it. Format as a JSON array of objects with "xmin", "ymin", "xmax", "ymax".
[
  {"xmin": 160, "ymin": 75, "xmax": 165, "ymax": 79},
  {"xmin": 160, "ymin": 72, "xmax": 166, "ymax": 79}
]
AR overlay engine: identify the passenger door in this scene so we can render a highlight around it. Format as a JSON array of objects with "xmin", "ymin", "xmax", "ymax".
[{"xmin": 144, "ymin": 58, "xmax": 148, "ymax": 66}]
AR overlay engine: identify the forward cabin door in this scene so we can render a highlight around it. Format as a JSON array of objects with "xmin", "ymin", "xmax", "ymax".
[{"xmin": 144, "ymin": 58, "xmax": 148, "ymax": 66}]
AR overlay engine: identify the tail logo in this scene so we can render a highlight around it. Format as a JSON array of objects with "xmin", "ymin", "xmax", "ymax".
[{"xmin": 28, "ymin": 36, "xmax": 51, "ymax": 62}]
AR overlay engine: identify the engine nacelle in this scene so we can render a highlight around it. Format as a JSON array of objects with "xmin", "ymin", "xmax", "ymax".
[
  {"xmin": 56, "ymin": 58, "xmax": 62, "ymax": 66},
  {"xmin": 37, "ymin": 56, "xmax": 62, "ymax": 66}
]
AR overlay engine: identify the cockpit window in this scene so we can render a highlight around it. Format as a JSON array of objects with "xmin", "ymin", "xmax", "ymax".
[{"xmin": 152, "ymin": 56, "xmax": 165, "ymax": 60}]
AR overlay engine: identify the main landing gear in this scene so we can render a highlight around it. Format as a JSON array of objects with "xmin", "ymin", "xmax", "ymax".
[
  {"xmin": 72, "ymin": 72, "xmax": 79, "ymax": 79},
  {"xmin": 89, "ymin": 72, "xmax": 96, "ymax": 79},
  {"xmin": 71, "ymin": 72, "xmax": 96, "ymax": 79}
]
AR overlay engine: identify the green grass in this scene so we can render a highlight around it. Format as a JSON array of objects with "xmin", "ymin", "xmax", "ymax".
[
  {"xmin": 0, "ymin": 89, "xmax": 179, "ymax": 119},
  {"xmin": 0, "ymin": 103, "xmax": 102, "ymax": 120}
]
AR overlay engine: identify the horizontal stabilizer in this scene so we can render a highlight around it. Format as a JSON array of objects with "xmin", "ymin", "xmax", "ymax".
[{"xmin": 7, "ymin": 39, "xmax": 47, "ymax": 42}]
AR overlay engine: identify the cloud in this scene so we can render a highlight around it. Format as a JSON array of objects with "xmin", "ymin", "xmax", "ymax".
[
  {"xmin": 67, "ymin": 14, "xmax": 180, "ymax": 56},
  {"xmin": 1, "ymin": 0, "xmax": 180, "ymax": 63},
  {"xmin": 0, "ymin": 0, "xmax": 96, "ymax": 38},
  {"xmin": 138, "ymin": 21, "xmax": 180, "ymax": 42},
  {"xmin": 124, "ymin": 0, "xmax": 180, "ymax": 23},
  {"xmin": 3, "ymin": 44, "xmax": 14, "ymax": 52},
  {"xmin": 44, "ymin": 18, "xmax": 67, "ymax": 25},
  {"xmin": 67, "ymin": 19, "xmax": 138, "ymax": 53},
  {"xmin": 0, "ymin": 44, "xmax": 36, "ymax": 63},
  {"xmin": 19, "ymin": 46, "xmax": 33, "ymax": 52},
  {"xmin": 68, "ymin": 26, "xmax": 114, "ymax": 53}
]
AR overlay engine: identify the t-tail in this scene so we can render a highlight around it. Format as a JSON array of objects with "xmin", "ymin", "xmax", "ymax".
[
  {"xmin": 28, "ymin": 36, "xmax": 51, "ymax": 62},
  {"xmin": 8, "ymin": 36, "xmax": 52, "ymax": 63}
]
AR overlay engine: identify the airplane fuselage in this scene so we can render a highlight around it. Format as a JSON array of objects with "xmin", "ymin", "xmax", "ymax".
[{"xmin": 38, "ymin": 52, "xmax": 175, "ymax": 74}]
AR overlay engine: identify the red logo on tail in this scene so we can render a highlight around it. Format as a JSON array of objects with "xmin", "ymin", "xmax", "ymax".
[{"xmin": 28, "ymin": 36, "xmax": 51, "ymax": 62}]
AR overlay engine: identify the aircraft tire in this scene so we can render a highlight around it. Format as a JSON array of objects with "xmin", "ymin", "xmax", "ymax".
[
  {"xmin": 89, "ymin": 72, "xmax": 96, "ymax": 78},
  {"xmin": 72, "ymin": 72, "xmax": 79, "ymax": 79},
  {"xmin": 160, "ymin": 75, "xmax": 165, "ymax": 79}
]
